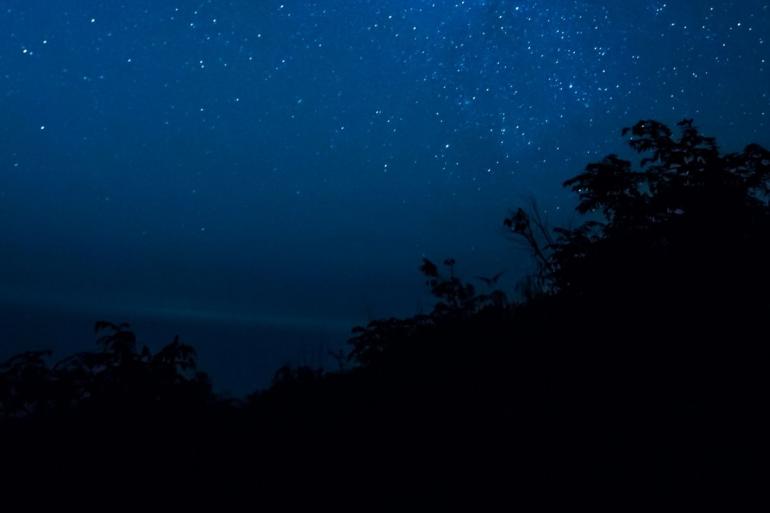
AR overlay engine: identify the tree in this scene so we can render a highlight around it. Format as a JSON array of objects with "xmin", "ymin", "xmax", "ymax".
[
  {"xmin": 0, "ymin": 321, "xmax": 213, "ymax": 419},
  {"xmin": 506, "ymin": 119, "xmax": 770, "ymax": 319}
]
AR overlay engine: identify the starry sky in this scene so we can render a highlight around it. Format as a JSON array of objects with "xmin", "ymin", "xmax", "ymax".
[{"xmin": 1, "ymin": 1, "xmax": 768, "ymax": 392}]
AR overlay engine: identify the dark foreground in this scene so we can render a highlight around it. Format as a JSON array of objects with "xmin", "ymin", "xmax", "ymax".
[{"xmin": 1, "ymin": 121, "xmax": 767, "ymax": 505}]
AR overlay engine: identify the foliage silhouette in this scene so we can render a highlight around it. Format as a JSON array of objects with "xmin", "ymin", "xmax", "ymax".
[
  {"xmin": 1, "ymin": 322, "xmax": 213, "ymax": 420},
  {"xmin": 1, "ymin": 119, "xmax": 766, "ymax": 501},
  {"xmin": 506, "ymin": 119, "xmax": 770, "ymax": 309}
]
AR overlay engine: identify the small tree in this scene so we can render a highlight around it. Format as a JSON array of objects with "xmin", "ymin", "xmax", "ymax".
[
  {"xmin": 0, "ymin": 322, "xmax": 213, "ymax": 419},
  {"xmin": 506, "ymin": 119, "xmax": 770, "ymax": 312}
]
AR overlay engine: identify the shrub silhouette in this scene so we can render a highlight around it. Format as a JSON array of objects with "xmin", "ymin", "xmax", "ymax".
[
  {"xmin": 343, "ymin": 119, "xmax": 768, "ymax": 492},
  {"xmin": 0, "ymin": 321, "xmax": 213, "ymax": 420},
  {"xmin": 1, "ymin": 119, "xmax": 766, "ymax": 500},
  {"xmin": 506, "ymin": 120, "xmax": 770, "ymax": 311}
]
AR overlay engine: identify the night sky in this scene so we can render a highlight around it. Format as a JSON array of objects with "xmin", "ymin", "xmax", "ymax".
[{"xmin": 1, "ymin": 1, "xmax": 768, "ymax": 393}]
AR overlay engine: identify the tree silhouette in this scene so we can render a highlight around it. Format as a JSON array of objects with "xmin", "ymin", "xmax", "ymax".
[
  {"xmin": 0, "ymin": 321, "xmax": 213, "ymax": 419},
  {"xmin": 507, "ymin": 120, "xmax": 770, "ymax": 306},
  {"xmin": 1, "ymin": 119, "xmax": 766, "ymax": 499}
]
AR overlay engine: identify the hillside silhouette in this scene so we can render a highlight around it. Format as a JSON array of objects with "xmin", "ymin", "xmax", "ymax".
[{"xmin": 1, "ymin": 120, "xmax": 767, "ymax": 502}]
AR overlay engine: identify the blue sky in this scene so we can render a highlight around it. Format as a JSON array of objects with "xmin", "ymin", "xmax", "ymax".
[{"xmin": 1, "ymin": 1, "xmax": 768, "ymax": 390}]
